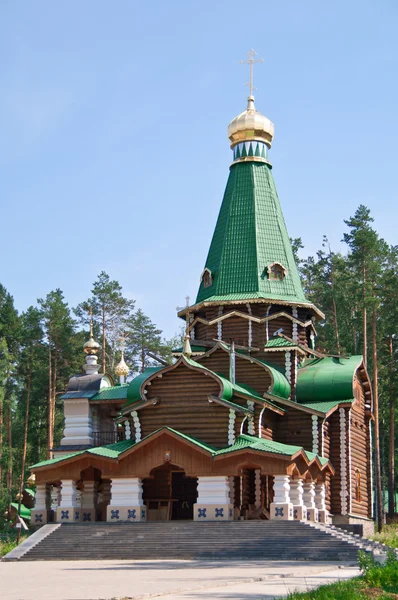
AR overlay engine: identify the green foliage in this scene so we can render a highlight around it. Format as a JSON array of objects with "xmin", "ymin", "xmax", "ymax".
[{"xmin": 371, "ymin": 524, "xmax": 398, "ymax": 549}]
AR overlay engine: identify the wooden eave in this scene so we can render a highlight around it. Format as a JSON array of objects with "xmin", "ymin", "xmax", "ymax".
[
  {"xmin": 178, "ymin": 298, "xmax": 325, "ymax": 321},
  {"xmin": 266, "ymin": 395, "xmax": 325, "ymax": 417},
  {"xmin": 233, "ymin": 391, "xmax": 285, "ymax": 415},
  {"xmin": 188, "ymin": 309, "xmax": 320, "ymax": 337},
  {"xmin": 118, "ymin": 427, "xmax": 215, "ymax": 461},
  {"xmin": 207, "ymin": 395, "xmax": 253, "ymax": 415}
]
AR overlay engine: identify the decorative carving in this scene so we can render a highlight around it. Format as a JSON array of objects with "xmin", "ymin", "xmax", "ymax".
[
  {"xmin": 128, "ymin": 509, "xmax": 136, "ymax": 519},
  {"xmin": 339, "ymin": 407, "xmax": 348, "ymax": 515},
  {"xmin": 228, "ymin": 409, "xmax": 236, "ymax": 446},
  {"xmin": 285, "ymin": 351, "xmax": 291, "ymax": 382},
  {"xmin": 215, "ymin": 507, "xmax": 224, "ymax": 518},
  {"xmin": 197, "ymin": 508, "xmax": 207, "ymax": 518},
  {"xmin": 312, "ymin": 415, "xmax": 319, "ymax": 454},
  {"xmin": 110, "ymin": 509, "xmax": 120, "ymax": 520},
  {"xmin": 131, "ymin": 410, "xmax": 141, "ymax": 442}
]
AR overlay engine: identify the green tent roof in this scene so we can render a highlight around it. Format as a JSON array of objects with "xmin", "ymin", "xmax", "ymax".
[
  {"xmin": 297, "ymin": 356, "xmax": 363, "ymax": 402},
  {"xmin": 196, "ymin": 161, "xmax": 309, "ymax": 306}
]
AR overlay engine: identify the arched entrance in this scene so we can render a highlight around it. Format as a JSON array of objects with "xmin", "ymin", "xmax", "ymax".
[
  {"xmin": 232, "ymin": 467, "xmax": 273, "ymax": 519},
  {"xmin": 142, "ymin": 463, "xmax": 198, "ymax": 520}
]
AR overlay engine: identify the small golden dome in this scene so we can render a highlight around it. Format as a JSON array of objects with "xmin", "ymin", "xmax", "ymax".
[
  {"xmin": 115, "ymin": 356, "xmax": 129, "ymax": 377},
  {"xmin": 83, "ymin": 337, "xmax": 100, "ymax": 355},
  {"xmin": 228, "ymin": 96, "xmax": 274, "ymax": 149}
]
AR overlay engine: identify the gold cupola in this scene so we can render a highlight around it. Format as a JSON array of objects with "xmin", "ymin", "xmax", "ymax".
[{"xmin": 228, "ymin": 95, "xmax": 274, "ymax": 150}]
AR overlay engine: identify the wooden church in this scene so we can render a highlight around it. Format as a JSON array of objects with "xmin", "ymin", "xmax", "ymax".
[{"xmin": 29, "ymin": 65, "xmax": 374, "ymax": 534}]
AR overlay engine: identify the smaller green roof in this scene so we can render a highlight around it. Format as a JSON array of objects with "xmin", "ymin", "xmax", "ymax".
[
  {"xmin": 87, "ymin": 439, "xmax": 135, "ymax": 458},
  {"xmin": 215, "ymin": 434, "xmax": 303, "ymax": 457},
  {"xmin": 299, "ymin": 399, "xmax": 354, "ymax": 414},
  {"xmin": 297, "ymin": 356, "xmax": 363, "ymax": 402},
  {"xmin": 90, "ymin": 385, "xmax": 128, "ymax": 401},
  {"xmin": 264, "ymin": 338, "xmax": 297, "ymax": 349},
  {"xmin": 30, "ymin": 439, "xmax": 136, "ymax": 469},
  {"xmin": 126, "ymin": 367, "xmax": 163, "ymax": 404}
]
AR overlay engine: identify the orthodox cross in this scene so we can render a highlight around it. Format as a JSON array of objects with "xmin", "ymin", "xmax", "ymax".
[
  {"xmin": 117, "ymin": 331, "xmax": 127, "ymax": 356},
  {"xmin": 239, "ymin": 48, "xmax": 264, "ymax": 96},
  {"xmin": 88, "ymin": 304, "xmax": 94, "ymax": 338}
]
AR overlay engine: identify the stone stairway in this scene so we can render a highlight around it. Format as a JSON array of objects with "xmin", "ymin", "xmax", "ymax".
[{"xmin": 4, "ymin": 520, "xmax": 373, "ymax": 562}]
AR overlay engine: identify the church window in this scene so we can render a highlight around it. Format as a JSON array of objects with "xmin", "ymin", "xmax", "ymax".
[
  {"xmin": 267, "ymin": 262, "xmax": 287, "ymax": 281},
  {"xmin": 201, "ymin": 268, "xmax": 213, "ymax": 288},
  {"xmin": 355, "ymin": 470, "xmax": 361, "ymax": 502}
]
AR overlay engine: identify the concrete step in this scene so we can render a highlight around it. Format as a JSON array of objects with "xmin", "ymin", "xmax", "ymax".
[{"xmin": 8, "ymin": 520, "xmax": 368, "ymax": 562}]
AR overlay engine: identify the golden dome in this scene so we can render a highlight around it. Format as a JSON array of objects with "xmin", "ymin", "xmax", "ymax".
[
  {"xmin": 115, "ymin": 356, "xmax": 129, "ymax": 377},
  {"xmin": 228, "ymin": 96, "xmax": 274, "ymax": 149},
  {"xmin": 83, "ymin": 337, "xmax": 100, "ymax": 355}
]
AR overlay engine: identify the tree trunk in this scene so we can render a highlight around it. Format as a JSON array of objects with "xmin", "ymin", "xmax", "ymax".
[
  {"xmin": 388, "ymin": 335, "xmax": 395, "ymax": 518},
  {"xmin": 47, "ymin": 329, "xmax": 53, "ymax": 460},
  {"xmin": 363, "ymin": 262, "xmax": 367, "ymax": 368},
  {"xmin": 17, "ymin": 369, "xmax": 31, "ymax": 544},
  {"xmin": 102, "ymin": 306, "xmax": 106, "ymax": 374},
  {"xmin": 6, "ymin": 363, "xmax": 13, "ymax": 519},
  {"xmin": 372, "ymin": 294, "xmax": 383, "ymax": 531},
  {"xmin": 330, "ymin": 260, "xmax": 341, "ymax": 355},
  {"xmin": 0, "ymin": 388, "xmax": 3, "ymax": 490}
]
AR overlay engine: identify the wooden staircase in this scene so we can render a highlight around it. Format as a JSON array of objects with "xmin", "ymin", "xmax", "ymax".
[{"xmin": 6, "ymin": 521, "xmax": 369, "ymax": 562}]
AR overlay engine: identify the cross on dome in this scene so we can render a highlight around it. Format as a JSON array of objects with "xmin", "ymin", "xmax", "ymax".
[{"xmin": 239, "ymin": 49, "xmax": 264, "ymax": 98}]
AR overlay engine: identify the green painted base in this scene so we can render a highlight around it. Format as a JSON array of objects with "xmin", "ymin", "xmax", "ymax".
[
  {"xmin": 106, "ymin": 505, "xmax": 147, "ymax": 522},
  {"xmin": 194, "ymin": 504, "xmax": 233, "ymax": 521},
  {"xmin": 270, "ymin": 502, "xmax": 293, "ymax": 520}
]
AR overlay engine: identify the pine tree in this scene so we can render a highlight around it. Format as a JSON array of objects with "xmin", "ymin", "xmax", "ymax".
[
  {"xmin": 38, "ymin": 290, "xmax": 76, "ymax": 459},
  {"xmin": 75, "ymin": 272, "xmax": 134, "ymax": 374}
]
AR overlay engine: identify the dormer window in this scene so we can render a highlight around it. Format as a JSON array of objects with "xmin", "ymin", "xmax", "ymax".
[
  {"xmin": 267, "ymin": 262, "xmax": 287, "ymax": 281},
  {"xmin": 201, "ymin": 268, "xmax": 213, "ymax": 288}
]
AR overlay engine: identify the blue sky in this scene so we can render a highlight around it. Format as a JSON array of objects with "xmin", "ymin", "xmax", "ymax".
[{"xmin": 1, "ymin": 1, "xmax": 397, "ymax": 339}]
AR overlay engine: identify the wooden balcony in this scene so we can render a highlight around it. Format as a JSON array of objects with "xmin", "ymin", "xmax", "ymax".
[{"xmin": 92, "ymin": 430, "xmax": 125, "ymax": 447}]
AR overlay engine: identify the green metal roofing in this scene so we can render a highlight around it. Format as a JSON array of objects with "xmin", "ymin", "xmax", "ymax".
[
  {"xmin": 196, "ymin": 162, "xmax": 308, "ymax": 305},
  {"xmin": 90, "ymin": 385, "xmax": 128, "ymax": 401},
  {"xmin": 215, "ymin": 434, "xmax": 303, "ymax": 458},
  {"xmin": 88, "ymin": 439, "xmax": 135, "ymax": 457},
  {"xmin": 126, "ymin": 367, "xmax": 163, "ymax": 404},
  {"xmin": 264, "ymin": 338, "xmax": 297, "ymax": 349},
  {"xmin": 30, "ymin": 439, "xmax": 136, "ymax": 469},
  {"xmin": 145, "ymin": 426, "xmax": 218, "ymax": 454},
  {"xmin": 299, "ymin": 398, "xmax": 354, "ymax": 414},
  {"xmin": 297, "ymin": 356, "xmax": 363, "ymax": 402}
]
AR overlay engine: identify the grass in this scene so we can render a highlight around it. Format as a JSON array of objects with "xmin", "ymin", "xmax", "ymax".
[
  {"xmin": 371, "ymin": 524, "xmax": 398, "ymax": 549},
  {"xmin": 284, "ymin": 551, "xmax": 398, "ymax": 599},
  {"xmin": 0, "ymin": 525, "xmax": 29, "ymax": 557}
]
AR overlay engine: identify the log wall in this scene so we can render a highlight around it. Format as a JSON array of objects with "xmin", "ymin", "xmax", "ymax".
[
  {"xmin": 142, "ymin": 363, "xmax": 230, "ymax": 448},
  {"xmin": 349, "ymin": 377, "xmax": 372, "ymax": 518},
  {"xmin": 275, "ymin": 406, "xmax": 312, "ymax": 451},
  {"xmin": 197, "ymin": 348, "xmax": 272, "ymax": 395}
]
